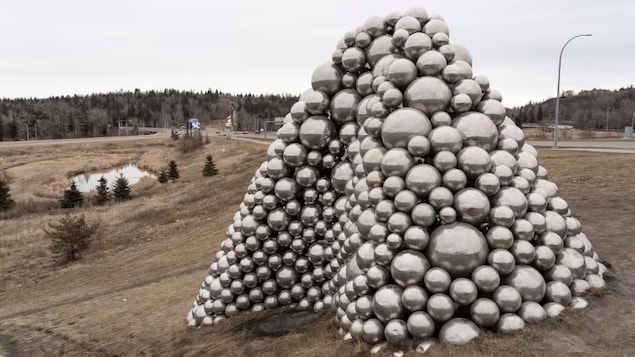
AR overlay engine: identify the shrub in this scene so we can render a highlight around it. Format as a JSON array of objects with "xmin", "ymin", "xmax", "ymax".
[
  {"xmin": 202, "ymin": 154, "xmax": 218, "ymax": 177},
  {"xmin": 95, "ymin": 176, "xmax": 110, "ymax": 205},
  {"xmin": 0, "ymin": 175, "xmax": 15, "ymax": 211},
  {"xmin": 61, "ymin": 181, "xmax": 84, "ymax": 208},
  {"xmin": 158, "ymin": 169, "xmax": 169, "ymax": 184},
  {"xmin": 112, "ymin": 173, "xmax": 132, "ymax": 201},
  {"xmin": 45, "ymin": 214, "xmax": 99, "ymax": 264},
  {"xmin": 177, "ymin": 131, "xmax": 205, "ymax": 153},
  {"xmin": 167, "ymin": 160, "xmax": 180, "ymax": 182}
]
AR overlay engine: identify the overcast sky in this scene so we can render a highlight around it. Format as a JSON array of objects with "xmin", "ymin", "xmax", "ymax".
[{"xmin": 1, "ymin": 0, "xmax": 633, "ymax": 106}]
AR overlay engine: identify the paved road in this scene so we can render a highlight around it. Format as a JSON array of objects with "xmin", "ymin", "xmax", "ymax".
[
  {"xmin": 528, "ymin": 140, "xmax": 635, "ymax": 149},
  {"xmin": 0, "ymin": 133, "xmax": 168, "ymax": 148}
]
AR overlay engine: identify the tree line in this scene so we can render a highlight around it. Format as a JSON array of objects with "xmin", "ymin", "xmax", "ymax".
[
  {"xmin": 508, "ymin": 86, "xmax": 635, "ymax": 130},
  {"xmin": 0, "ymin": 89, "xmax": 298, "ymax": 141}
]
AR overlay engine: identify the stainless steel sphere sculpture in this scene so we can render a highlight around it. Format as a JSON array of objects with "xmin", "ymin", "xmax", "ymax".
[{"xmin": 187, "ymin": 6, "xmax": 607, "ymax": 350}]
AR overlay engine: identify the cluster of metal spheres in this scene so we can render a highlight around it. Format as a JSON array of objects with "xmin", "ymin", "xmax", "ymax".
[{"xmin": 187, "ymin": 7, "xmax": 607, "ymax": 350}]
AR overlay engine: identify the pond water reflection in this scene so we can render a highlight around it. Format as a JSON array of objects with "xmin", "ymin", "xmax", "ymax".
[{"xmin": 71, "ymin": 164, "xmax": 155, "ymax": 192}]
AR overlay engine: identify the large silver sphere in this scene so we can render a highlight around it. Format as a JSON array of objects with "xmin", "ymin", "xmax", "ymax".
[
  {"xmin": 401, "ymin": 285, "xmax": 428, "ymax": 311},
  {"xmin": 404, "ymin": 77, "xmax": 452, "ymax": 115},
  {"xmin": 407, "ymin": 311, "xmax": 435, "ymax": 338},
  {"xmin": 381, "ymin": 108, "xmax": 432, "ymax": 149},
  {"xmin": 439, "ymin": 318, "xmax": 480, "ymax": 346},
  {"xmin": 453, "ymin": 188, "xmax": 491, "ymax": 225},
  {"xmin": 472, "ymin": 265, "xmax": 501, "ymax": 293},
  {"xmin": 471, "ymin": 298, "xmax": 500, "ymax": 327},
  {"xmin": 405, "ymin": 164, "xmax": 441, "ymax": 198},
  {"xmin": 391, "ymin": 250, "xmax": 430, "ymax": 287},
  {"xmin": 424, "ymin": 267, "xmax": 452, "ymax": 293},
  {"xmin": 452, "ymin": 112, "xmax": 498, "ymax": 150},
  {"xmin": 493, "ymin": 285, "xmax": 522, "ymax": 313},
  {"xmin": 427, "ymin": 222, "xmax": 489, "ymax": 278},
  {"xmin": 299, "ymin": 116, "xmax": 335, "ymax": 150},
  {"xmin": 504, "ymin": 265, "xmax": 546, "ymax": 302},
  {"xmin": 426, "ymin": 293, "xmax": 456, "ymax": 322},
  {"xmin": 497, "ymin": 313, "xmax": 525, "ymax": 333},
  {"xmin": 372, "ymin": 284, "xmax": 405, "ymax": 322},
  {"xmin": 456, "ymin": 146, "xmax": 491, "ymax": 179}
]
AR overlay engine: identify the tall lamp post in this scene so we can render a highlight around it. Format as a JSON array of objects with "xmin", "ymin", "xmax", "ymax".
[{"xmin": 553, "ymin": 33, "xmax": 592, "ymax": 147}]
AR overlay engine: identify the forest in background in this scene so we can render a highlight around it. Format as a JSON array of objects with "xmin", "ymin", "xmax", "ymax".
[
  {"xmin": 508, "ymin": 86, "xmax": 635, "ymax": 130},
  {"xmin": 0, "ymin": 89, "xmax": 297, "ymax": 140},
  {"xmin": 0, "ymin": 86, "xmax": 634, "ymax": 141}
]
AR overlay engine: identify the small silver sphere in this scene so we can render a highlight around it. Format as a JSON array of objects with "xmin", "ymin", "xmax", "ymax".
[
  {"xmin": 362, "ymin": 318, "xmax": 385, "ymax": 345},
  {"xmin": 424, "ymin": 267, "xmax": 452, "ymax": 293},
  {"xmin": 504, "ymin": 265, "xmax": 546, "ymax": 302},
  {"xmin": 401, "ymin": 285, "xmax": 428, "ymax": 312},
  {"xmin": 449, "ymin": 278, "xmax": 478, "ymax": 305},
  {"xmin": 404, "ymin": 77, "xmax": 452, "ymax": 116},
  {"xmin": 543, "ymin": 302, "xmax": 566, "ymax": 318},
  {"xmin": 492, "ymin": 187, "xmax": 528, "ymax": 218},
  {"xmin": 416, "ymin": 50, "xmax": 447, "ymax": 76},
  {"xmin": 330, "ymin": 89, "xmax": 361, "ymax": 125},
  {"xmin": 497, "ymin": 313, "xmax": 525, "ymax": 333},
  {"xmin": 405, "ymin": 164, "xmax": 441, "ymax": 198},
  {"xmin": 471, "ymin": 298, "xmax": 500, "ymax": 327},
  {"xmin": 381, "ymin": 148, "xmax": 415, "ymax": 177},
  {"xmin": 384, "ymin": 319, "xmax": 411, "ymax": 345},
  {"xmin": 388, "ymin": 58, "xmax": 418, "ymax": 89},
  {"xmin": 404, "ymin": 32, "xmax": 432, "ymax": 60},
  {"xmin": 511, "ymin": 240, "xmax": 536, "ymax": 265},
  {"xmin": 407, "ymin": 311, "xmax": 435, "ymax": 338},
  {"xmin": 342, "ymin": 47, "xmax": 367, "ymax": 73},
  {"xmin": 453, "ymin": 188, "xmax": 491, "ymax": 225},
  {"xmin": 487, "ymin": 249, "xmax": 516, "ymax": 275},
  {"xmin": 533, "ymin": 245, "xmax": 556, "ymax": 271},
  {"xmin": 311, "ymin": 63, "xmax": 343, "ymax": 96},
  {"xmin": 407, "ymin": 135, "xmax": 431, "ymax": 157},
  {"xmin": 299, "ymin": 116, "xmax": 335, "ymax": 150},
  {"xmin": 372, "ymin": 284, "xmax": 405, "ymax": 322},
  {"xmin": 557, "ymin": 248, "xmax": 587, "ymax": 279},
  {"xmin": 456, "ymin": 146, "xmax": 492, "ymax": 179},
  {"xmin": 426, "ymin": 293, "xmax": 456, "ymax": 322},
  {"xmin": 443, "ymin": 169, "xmax": 468, "ymax": 193},
  {"xmin": 429, "ymin": 126, "xmax": 463, "ymax": 153},
  {"xmin": 518, "ymin": 301, "xmax": 546, "ymax": 324},
  {"xmin": 545, "ymin": 281, "xmax": 572, "ymax": 305},
  {"xmin": 381, "ymin": 108, "xmax": 432, "ymax": 149},
  {"xmin": 493, "ymin": 285, "xmax": 522, "ymax": 313},
  {"xmin": 439, "ymin": 318, "xmax": 481, "ymax": 346},
  {"xmin": 394, "ymin": 190, "xmax": 418, "ymax": 213},
  {"xmin": 391, "ymin": 250, "xmax": 430, "ymax": 288},
  {"xmin": 471, "ymin": 265, "xmax": 501, "ymax": 293}
]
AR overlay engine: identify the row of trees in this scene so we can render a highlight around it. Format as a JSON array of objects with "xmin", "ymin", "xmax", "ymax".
[
  {"xmin": 0, "ymin": 89, "xmax": 297, "ymax": 141},
  {"xmin": 508, "ymin": 86, "xmax": 635, "ymax": 129},
  {"xmin": 61, "ymin": 174, "xmax": 132, "ymax": 208}
]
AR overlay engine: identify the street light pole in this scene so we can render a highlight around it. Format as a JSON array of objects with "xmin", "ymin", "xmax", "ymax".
[{"xmin": 553, "ymin": 33, "xmax": 592, "ymax": 147}]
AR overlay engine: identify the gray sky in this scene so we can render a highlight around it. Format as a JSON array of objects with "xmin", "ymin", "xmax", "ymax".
[{"xmin": 1, "ymin": 0, "xmax": 633, "ymax": 107}]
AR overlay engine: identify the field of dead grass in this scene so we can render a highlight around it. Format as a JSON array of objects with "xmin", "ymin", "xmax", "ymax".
[{"xmin": 1, "ymin": 140, "xmax": 634, "ymax": 356}]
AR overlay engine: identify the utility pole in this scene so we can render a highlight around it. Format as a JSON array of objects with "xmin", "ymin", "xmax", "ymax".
[
  {"xmin": 34, "ymin": 124, "xmax": 38, "ymax": 140},
  {"xmin": 25, "ymin": 123, "xmax": 29, "ymax": 141},
  {"xmin": 605, "ymin": 109, "xmax": 610, "ymax": 136}
]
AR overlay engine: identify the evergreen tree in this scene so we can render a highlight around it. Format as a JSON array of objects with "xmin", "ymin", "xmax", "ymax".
[
  {"xmin": 202, "ymin": 154, "xmax": 218, "ymax": 177},
  {"xmin": 0, "ymin": 175, "xmax": 15, "ymax": 211},
  {"xmin": 112, "ymin": 173, "xmax": 131, "ymax": 201},
  {"xmin": 167, "ymin": 160, "xmax": 180, "ymax": 182},
  {"xmin": 95, "ymin": 176, "xmax": 110, "ymax": 205},
  {"xmin": 158, "ymin": 170, "xmax": 169, "ymax": 184},
  {"xmin": 61, "ymin": 181, "xmax": 84, "ymax": 208}
]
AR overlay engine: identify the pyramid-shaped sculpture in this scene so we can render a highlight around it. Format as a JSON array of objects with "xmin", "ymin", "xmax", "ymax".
[{"xmin": 187, "ymin": 7, "xmax": 607, "ymax": 347}]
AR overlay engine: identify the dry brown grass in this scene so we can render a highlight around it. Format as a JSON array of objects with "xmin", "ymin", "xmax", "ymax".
[{"xmin": 0, "ymin": 144, "xmax": 634, "ymax": 356}]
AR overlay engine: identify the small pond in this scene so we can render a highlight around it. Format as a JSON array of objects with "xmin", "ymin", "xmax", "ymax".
[{"xmin": 71, "ymin": 164, "xmax": 155, "ymax": 192}]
